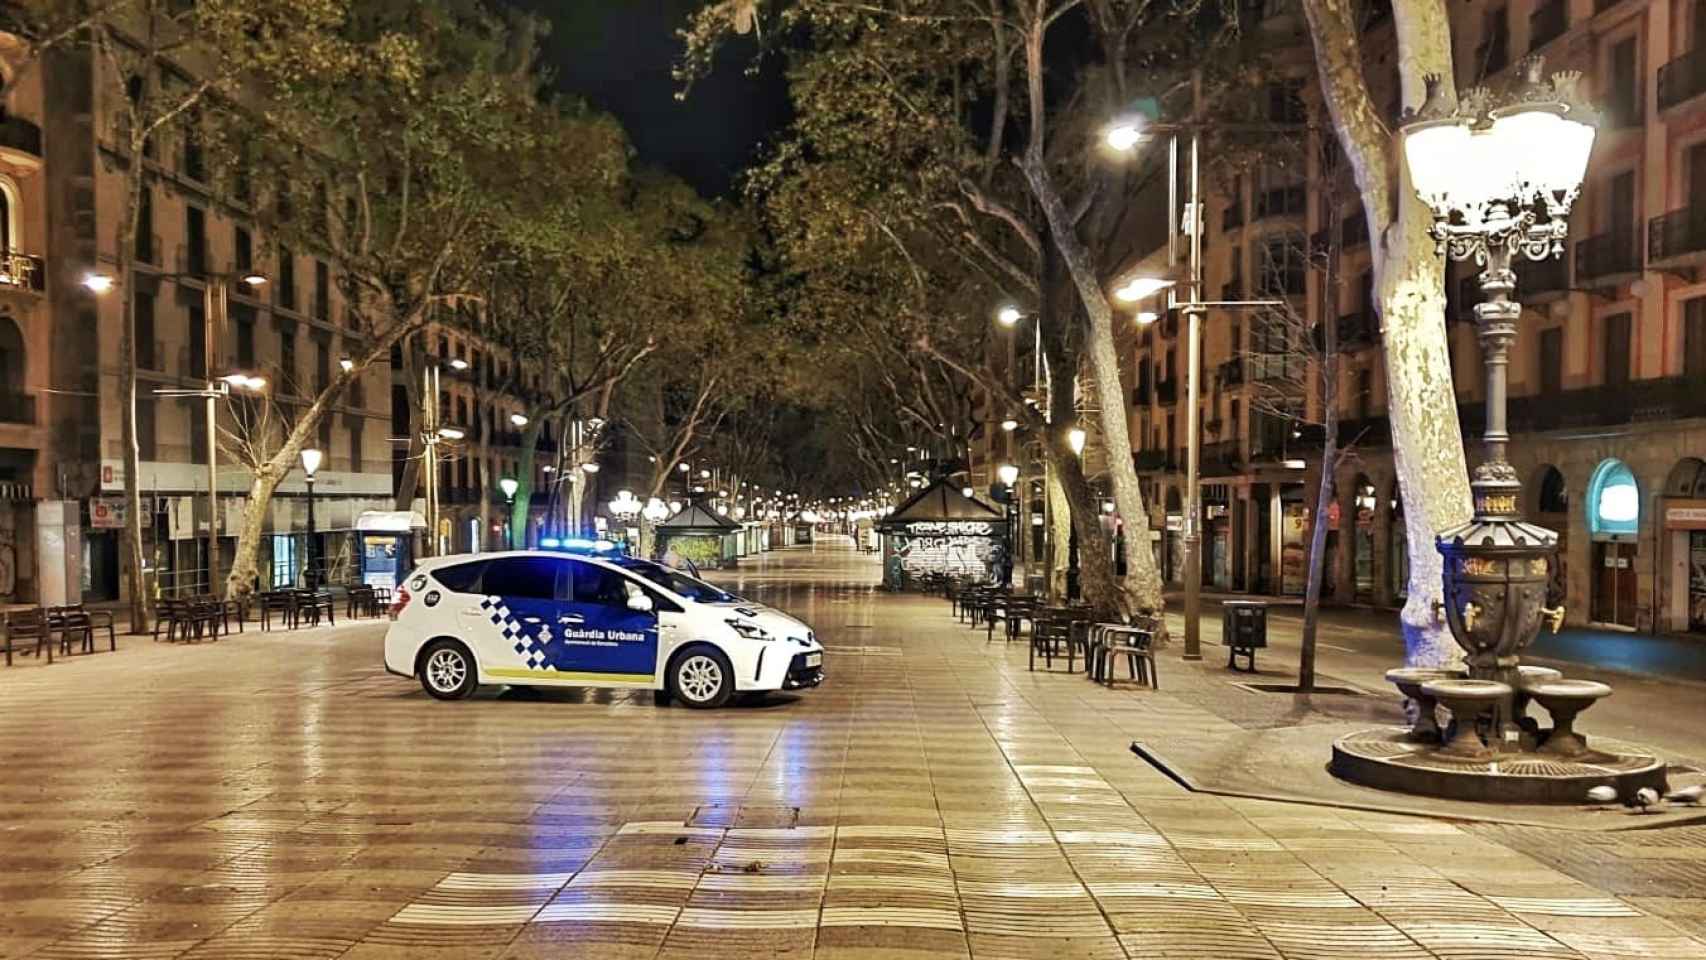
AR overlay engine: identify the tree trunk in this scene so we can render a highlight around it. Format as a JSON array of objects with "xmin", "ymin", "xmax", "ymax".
[
  {"xmin": 393, "ymin": 339, "xmax": 424, "ymax": 512},
  {"xmin": 1302, "ymin": 193, "xmax": 1344, "ymax": 693},
  {"xmin": 509, "ymin": 416, "xmax": 546, "ymax": 548},
  {"xmin": 117, "ymin": 142, "xmax": 149, "ymax": 633},
  {"xmin": 1379, "ymin": 198, "xmax": 1471, "ymax": 669},
  {"xmin": 1045, "ymin": 464, "xmax": 1071, "ymax": 602}
]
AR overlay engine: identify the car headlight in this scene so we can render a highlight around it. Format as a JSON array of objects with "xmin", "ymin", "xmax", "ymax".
[{"xmin": 726, "ymin": 619, "xmax": 772, "ymax": 640}]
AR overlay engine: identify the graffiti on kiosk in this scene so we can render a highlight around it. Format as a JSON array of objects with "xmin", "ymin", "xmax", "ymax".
[
  {"xmin": 904, "ymin": 521, "xmax": 995, "ymax": 536},
  {"xmin": 891, "ymin": 530, "xmax": 1002, "ymax": 579}
]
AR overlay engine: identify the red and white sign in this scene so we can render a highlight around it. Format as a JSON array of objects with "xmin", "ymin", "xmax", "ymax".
[{"xmin": 90, "ymin": 497, "xmax": 126, "ymax": 529}]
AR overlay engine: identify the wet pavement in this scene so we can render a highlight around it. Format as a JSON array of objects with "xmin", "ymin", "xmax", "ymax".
[{"xmin": 2, "ymin": 537, "xmax": 1704, "ymax": 959}]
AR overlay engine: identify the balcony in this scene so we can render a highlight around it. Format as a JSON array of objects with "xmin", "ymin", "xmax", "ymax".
[
  {"xmin": 1573, "ymin": 229, "xmax": 1642, "ymax": 288},
  {"xmin": 1515, "ymin": 255, "xmax": 1570, "ymax": 301},
  {"xmin": 1342, "ymin": 213, "xmax": 1369, "ymax": 247},
  {"xmin": 1220, "ymin": 280, "xmax": 1244, "ymax": 302},
  {"xmin": 1649, "ymin": 205, "xmax": 1706, "ymax": 271},
  {"xmin": 1131, "ymin": 383, "xmax": 1151, "ymax": 406},
  {"xmin": 1336, "ymin": 310, "xmax": 1379, "ymax": 350},
  {"xmin": 0, "ymin": 116, "xmax": 42, "ymax": 175},
  {"xmin": 1134, "ymin": 449, "xmax": 1174, "ymax": 472},
  {"xmin": 1659, "ymin": 49, "xmax": 1706, "ymax": 112},
  {"xmin": 0, "ymin": 251, "xmax": 45, "ymax": 293},
  {"xmin": 1254, "ymin": 185, "xmax": 1306, "ymax": 221},
  {"xmin": 0, "ymin": 392, "xmax": 37, "ymax": 425},
  {"xmin": 1200, "ymin": 440, "xmax": 1243, "ymax": 477},
  {"xmin": 1335, "ymin": 415, "xmax": 1391, "ymax": 448},
  {"xmin": 1529, "ymin": 0, "xmax": 1567, "ymax": 51},
  {"xmin": 1222, "ymin": 203, "xmax": 1245, "ymax": 232},
  {"xmin": 1502, "ymin": 376, "xmax": 1706, "ymax": 432},
  {"xmin": 1156, "ymin": 379, "xmax": 1178, "ymax": 405}
]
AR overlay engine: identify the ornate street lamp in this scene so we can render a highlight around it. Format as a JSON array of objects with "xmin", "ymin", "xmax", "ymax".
[
  {"xmin": 499, "ymin": 477, "xmax": 519, "ymax": 549},
  {"xmin": 1402, "ymin": 58, "xmax": 1594, "ymax": 744},
  {"xmin": 300, "ymin": 448, "xmax": 322, "ymax": 588}
]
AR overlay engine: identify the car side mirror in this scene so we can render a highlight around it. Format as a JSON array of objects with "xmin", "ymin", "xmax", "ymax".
[{"xmin": 626, "ymin": 592, "xmax": 654, "ymax": 613}]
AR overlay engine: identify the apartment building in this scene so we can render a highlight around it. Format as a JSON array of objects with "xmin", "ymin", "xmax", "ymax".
[
  {"xmin": 1127, "ymin": 0, "xmax": 1706, "ymax": 635},
  {"xmin": 0, "ymin": 29, "xmax": 564, "ymax": 605}
]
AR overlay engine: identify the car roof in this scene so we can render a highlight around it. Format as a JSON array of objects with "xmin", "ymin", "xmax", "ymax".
[{"xmin": 417, "ymin": 550, "xmax": 689, "ymax": 600}]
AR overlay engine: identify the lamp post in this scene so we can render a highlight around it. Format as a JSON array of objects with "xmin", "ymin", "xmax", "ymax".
[
  {"xmin": 499, "ymin": 477, "xmax": 519, "ymax": 548},
  {"xmin": 300, "ymin": 447, "xmax": 322, "ymax": 587},
  {"xmin": 998, "ymin": 463, "xmax": 1020, "ymax": 586},
  {"xmin": 1402, "ymin": 60, "xmax": 1594, "ymax": 744},
  {"xmin": 1106, "ymin": 89, "xmax": 1289, "ymax": 661},
  {"xmin": 152, "ymin": 370, "xmax": 267, "ymax": 594}
]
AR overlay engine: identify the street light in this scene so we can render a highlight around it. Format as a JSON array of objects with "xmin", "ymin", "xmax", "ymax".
[
  {"xmin": 1401, "ymin": 60, "xmax": 1592, "ymax": 720},
  {"xmin": 300, "ymin": 448, "xmax": 322, "ymax": 587},
  {"xmin": 499, "ymin": 477, "xmax": 519, "ymax": 548},
  {"xmin": 1069, "ymin": 428, "xmax": 1087, "ymax": 456},
  {"xmin": 1001, "ymin": 418, "xmax": 1019, "ymax": 432},
  {"xmin": 996, "ymin": 304, "xmax": 1023, "ymax": 326},
  {"xmin": 1113, "ymin": 276, "xmax": 1175, "ymax": 302},
  {"xmin": 582, "ymin": 462, "xmax": 601, "ymax": 474},
  {"xmin": 510, "ymin": 412, "xmax": 529, "ymax": 427}
]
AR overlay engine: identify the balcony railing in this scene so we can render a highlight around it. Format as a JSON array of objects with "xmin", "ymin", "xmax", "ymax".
[
  {"xmin": 0, "ymin": 251, "xmax": 45, "ymax": 292},
  {"xmin": 0, "ymin": 392, "xmax": 37, "ymax": 425},
  {"xmin": 1156, "ymin": 380, "xmax": 1178, "ymax": 405},
  {"xmin": 1516, "ymin": 255, "xmax": 1570, "ymax": 299},
  {"xmin": 1220, "ymin": 280, "xmax": 1244, "ymax": 302},
  {"xmin": 1337, "ymin": 310, "xmax": 1378, "ymax": 349},
  {"xmin": 1222, "ymin": 203, "xmax": 1245, "ymax": 231},
  {"xmin": 0, "ymin": 116, "xmax": 42, "ymax": 157},
  {"xmin": 1650, "ymin": 206, "xmax": 1706, "ymax": 265},
  {"xmin": 1200, "ymin": 440, "xmax": 1243, "ymax": 476},
  {"xmin": 1498, "ymin": 376, "xmax": 1706, "ymax": 432},
  {"xmin": 1131, "ymin": 383, "xmax": 1151, "ymax": 406},
  {"xmin": 1134, "ymin": 450, "xmax": 1174, "ymax": 472},
  {"xmin": 1254, "ymin": 185, "xmax": 1306, "ymax": 220},
  {"xmin": 1529, "ymin": 0, "xmax": 1567, "ymax": 50},
  {"xmin": 1659, "ymin": 49, "xmax": 1706, "ymax": 112},
  {"xmin": 1573, "ymin": 229, "xmax": 1642, "ymax": 285}
]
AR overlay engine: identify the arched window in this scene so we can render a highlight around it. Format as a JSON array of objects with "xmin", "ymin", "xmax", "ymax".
[
  {"xmin": 1664, "ymin": 457, "xmax": 1706, "ymax": 498},
  {"xmin": 1586, "ymin": 458, "xmax": 1639, "ymax": 538},
  {"xmin": 0, "ymin": 176, "xmax": 17, "ymax": 253}
]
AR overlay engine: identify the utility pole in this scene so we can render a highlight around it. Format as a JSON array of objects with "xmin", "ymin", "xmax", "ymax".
[
  {"xmin": 204, "ymin": 277, "xmax": 224, "ymax": 594},
  {"xmin": 1181, "ymin": 73, "xmax": 1205, "ymax": 660}
]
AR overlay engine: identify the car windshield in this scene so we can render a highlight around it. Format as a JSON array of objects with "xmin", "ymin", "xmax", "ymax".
[{"xmin": 616, "ymin": 558, "xmax": 740, "ymax": 604}]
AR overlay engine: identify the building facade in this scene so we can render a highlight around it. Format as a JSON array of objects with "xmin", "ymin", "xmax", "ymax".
[{"xmin": 1125, "ymin": 0, "xmax": 1706, "ymax": 635}]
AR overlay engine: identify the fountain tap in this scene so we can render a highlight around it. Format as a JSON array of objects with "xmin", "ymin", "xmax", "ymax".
[
  {"xmin": 1541, "ymin": 604, "xmax": 1565, "ymax": 634},
  {"xmin": 1462, "ymin": 602, "xmax": 1482, "ymax": 632}
]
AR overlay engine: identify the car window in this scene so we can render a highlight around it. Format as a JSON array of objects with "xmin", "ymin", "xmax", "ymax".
[
  {"xmin": 568, "ymin": 560, "xmax": 631, "ymax": 607},
  {"xmin": 616, "ymin": 558, "xmax": 737, "ymax": 603},
  {"xmin": 481, "ymin": 557, "xmax": 562, "ymax": 600},
  {"xmin": 431, "ymin": 560, "xmax": 488, "ymax": 594}
]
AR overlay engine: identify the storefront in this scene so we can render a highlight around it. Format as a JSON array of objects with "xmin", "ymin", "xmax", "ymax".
[{"xmin": 1662, "ymin": 499, "xmax": 1706, "ymax": 634}]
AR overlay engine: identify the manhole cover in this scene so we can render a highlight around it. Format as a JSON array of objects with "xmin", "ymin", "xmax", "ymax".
[{"xmin": 1234, "ymin": 682, "xmax": 1365, "ymax": 696}]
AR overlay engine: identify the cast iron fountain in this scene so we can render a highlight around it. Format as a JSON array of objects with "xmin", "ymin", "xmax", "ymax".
[{"xmin": 1329, "ymin": 60, "xmax": 1668, "ymax": 803}]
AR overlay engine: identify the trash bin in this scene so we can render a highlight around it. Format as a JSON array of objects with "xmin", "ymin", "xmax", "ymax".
[{"xmin": 1221, "ymin": 599, "xmax": 1268, "ymax": 672}]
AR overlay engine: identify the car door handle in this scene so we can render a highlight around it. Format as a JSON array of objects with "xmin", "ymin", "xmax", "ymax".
[
  {"xmin": 521, "ymin": 616, "xmax": 543, "ymax": 625},
  {"xmin": 461, "ymin": 607, "xmax": 484, "ymax": 616},
  {"xmin": 558, "ymin": 615, "xmax": 585, "ymax": 625}
]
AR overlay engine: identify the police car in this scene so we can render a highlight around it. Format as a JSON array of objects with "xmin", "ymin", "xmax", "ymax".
[{"xmin": 383, "ymin": 551, "xmax": 824, "ymax": 707}]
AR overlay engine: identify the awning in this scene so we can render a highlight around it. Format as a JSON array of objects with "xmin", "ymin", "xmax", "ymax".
[{"xmin": 356, "ymin": 510, "xmax": 428, "ymax": 533}]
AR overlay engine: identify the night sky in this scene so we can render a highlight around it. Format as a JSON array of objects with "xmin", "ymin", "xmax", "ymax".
[{"xmin": 519, "ymin": 0, "xmax": 791, "ymax": 197}]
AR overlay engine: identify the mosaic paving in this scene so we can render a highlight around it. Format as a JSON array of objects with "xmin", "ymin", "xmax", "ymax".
[{"xmin": 1, "ymin": 539, "xmax": 1704, "ymax": 959}]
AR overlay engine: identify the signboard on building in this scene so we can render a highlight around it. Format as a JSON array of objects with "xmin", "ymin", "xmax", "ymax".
[
  {"xmin": 1663, "ymin": 499, "xmax": 1706, "ymax": 531},
  {"xmin": 90, "ymin": 497, "xmax": 127, "ymax": 529}
]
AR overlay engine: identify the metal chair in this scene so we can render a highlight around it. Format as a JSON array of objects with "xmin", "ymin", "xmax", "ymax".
[{"xmin": 3, "ymin": 607, "xmax": 52, "ymax": 665}]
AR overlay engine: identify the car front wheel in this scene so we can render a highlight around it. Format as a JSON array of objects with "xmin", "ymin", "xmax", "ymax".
[
  {"xmin": 420, "ymin": 640, "xmax": 478, "ymax": 700},
  {"xmin": 669, "ymin": 644, "xmax": 734, "ymax": 709}
]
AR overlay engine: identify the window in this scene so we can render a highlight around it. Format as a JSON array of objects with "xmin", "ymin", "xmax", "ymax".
[
  {"xmin": 1608, "ymin": 38, "xmax": 1638, "ymax": 127},
  {"xmin": 482, "ymin": 556, "xmax": 562, "ymax": 600},
  {"xmin": 1355, "ymin": 369, "xmax": 1372, "ymax": 420},
  {"xmin": 279, "ymin": 322, "xmax": 297, "ymax": 389},
  {"xmin": 1260, "ymin": 237, "xmax": 1307, "ymax": 295},
  {"xmin": 185, "ymin": 205, "xmax": 206, "ymax": 276},
  {"xmin": 1539, "ymin": 327, "xmax": 1563, "ymax": 393},
  {"xmin": 1479, "ymin": 6, "xmax": 1509, "ymax": 76},
  {"xmin": 432, "ymin": 559, "xmax": 489, "ymax": 593},
  {"xmin": 1267, "ymin": 81, "xmax": 1306, "ymax": 124},
  {"xmin": 318, "ymin": 415, "xmax": 332, "ymax": 453},
  {"xmin": 136, "ymin": 291, "xmax": 156, "ymax": 370},
  {"xmin": 277, "ymin": 246, "xmax": 296, "ymax": 311},
  {"xmin": 234, "ymin": 227, "xmax": 252, "ymax": 274},
  {"xmin": 190, "ymin": 402, "xmax": 207, "ymax": 464},
  {"xmin": 271, "ymin": 534, "xmax": 299, "ymax": 588},
  {"xmin": 315, "ymin": 339, "xmax": 330, "ymax": 392},
  {"xmin": 137, "ymin": 399, "xmax": 157, "ymax": 460},
  {"xmin": 234, "ymin": 304, "xmax": 256, "ymax": 368},
  {"xmin": 136, "ymin": 187, "xmax": 154, "ymax": 263},
  {"xmin": 182, "ymin": 109, "xmax": 204, "ymax": 181},
  {"xmin": 314, "ymin": 260, "xmax": 329, "ymax": 320},
  {"xmin": 569, "ymin": 560, "xmax": 634, "ymax": 607},
  {"xmin": 1602, "ymin": 312, "xmax": 1632, "ymax": 385},
  {"xmin": 349, "ymin": 418, "xmax": 364, "ymax": 473},
  {"xmin": 188, "ymin": 304, "xmax": 206, "ymax": 378},
  {"xmin": 1687, "ymin": 298, "xmax": 1706, "ymax": 377}
]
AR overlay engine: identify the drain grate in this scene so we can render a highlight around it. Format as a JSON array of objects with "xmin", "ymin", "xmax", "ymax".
[{"xmin": 1233, "ymin": 682, "xmax": 1365, "ymax": 696}]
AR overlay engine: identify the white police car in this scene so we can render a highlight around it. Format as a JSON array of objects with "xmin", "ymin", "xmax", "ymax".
[{"xmin": 383, "ymin": 551, "xmax": 824, "ymax": 707}]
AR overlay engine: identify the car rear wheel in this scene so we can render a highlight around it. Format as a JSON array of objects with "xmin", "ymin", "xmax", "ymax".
[
  {"xmin": 669, "ymin": 644, "xmax": 734, "ymax": 709},
  {"xmin": 420, "ymin": 640, "xmax": 478, "ymax": 700}
]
